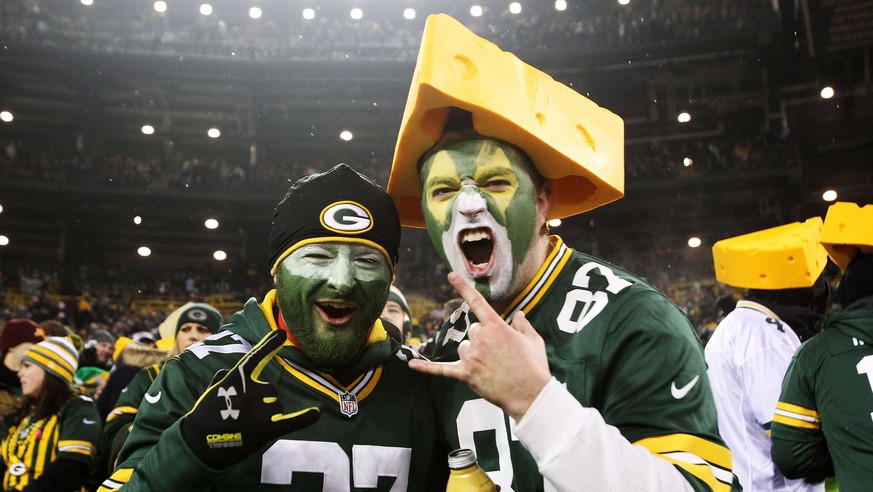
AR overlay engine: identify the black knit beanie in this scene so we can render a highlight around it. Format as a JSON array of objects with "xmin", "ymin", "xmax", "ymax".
[
  {"xmin": 839, "ymin": 254, "xmax": 873, "ymax": 308},
  {"xmin": 268, "ymin": 164, "xmax": 401, "ymax": 275}
]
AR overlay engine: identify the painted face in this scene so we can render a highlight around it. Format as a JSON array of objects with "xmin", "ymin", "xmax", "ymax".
[
  {"xmin": 420, "ymin": 137, "xmax": 541, "ymax": 302},
  {"xmin": 175, "ymin": 322, "xmax": 212, "ymax": 352},
  {"xmin": 380, "ymin": 300, "xmax": 406, "ymax": 336},
  {"xmin": 17, "ymin": 360, "xmax": 46, "ymax": 398},
  {"xmin": 275, "ymin": 242, "xmax": 391, "ymax": 368}
]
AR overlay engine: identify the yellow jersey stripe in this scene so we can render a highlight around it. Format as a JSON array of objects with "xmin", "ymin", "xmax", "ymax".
[
  {"xmin": 633, "ymin": 433, "xmax": 733, "ymax": 469},
  {"xmin": 773, "ymin": 414, "xmax": 820, "ymax": 429},
  {"xmin": 502, "ymin": 236, "xmax": 567, "ymax": 318},
  {"xmin": 98, "ymin": 468, "xmax": 134, "ymax": 492},
  {"xmin": 106, "ymin": 406, "xmax": 139, "ymax": 422},
  {"xmin": 657, "ymin": 453, "xmax": 733, "ymax": 492},
  {"xmin": 775, "ymin": 401, "xmax": 821, "ymax": 419}
]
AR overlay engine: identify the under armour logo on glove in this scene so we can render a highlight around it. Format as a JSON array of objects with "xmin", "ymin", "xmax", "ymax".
[
  {"xmin": 181, "ymin": 330, "xmax": 320, "ymax": 470},
  {"xmin": 217, "ymin": 386, "xmax": 239, "ymax": 420}
]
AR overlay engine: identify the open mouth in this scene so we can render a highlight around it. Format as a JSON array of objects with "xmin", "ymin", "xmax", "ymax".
[
  {"xmin": 315, "ymin": 301, "xmax": 357, "ymax": 325},
  {"xmin": 458, "ymin": 227, "xmax": 495, "ymax": 277}
]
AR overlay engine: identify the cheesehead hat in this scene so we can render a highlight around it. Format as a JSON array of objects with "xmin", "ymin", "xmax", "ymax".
[
  {"xmin": 820, "ymin": 201, "xmax": 873, "ymax": 271},
  {"xmin": 712, "ymin": 218, "xmax": 828, "ymax": 290},
  {"xmin": 387, "ymin": 14, "xmax": 624, "ymax": 228}
]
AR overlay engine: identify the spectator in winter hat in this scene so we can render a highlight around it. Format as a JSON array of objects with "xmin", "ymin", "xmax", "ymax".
[
  {"xmin": 0, "ymin": 319, "xmax": 45, "ymax": 415},
  {"xmin": 78, "ymin": 330, "xmax": 116, "ymax": 372},
  {"xmin": 381, "ymin": 284, "xmax": 413, "ymax": 342},
  {"xmin": 1, "ymin": 336, "xmax": 101, "ymax": 491},
  {"xmin": 103, "ymin": 164, "xmax": 446, "ymax": 490}
]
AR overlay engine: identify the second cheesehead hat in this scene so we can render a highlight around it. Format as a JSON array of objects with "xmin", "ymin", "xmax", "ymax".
[{"xmin": 712, "ymin": 218, "xmax": 828, "ymax": 290}]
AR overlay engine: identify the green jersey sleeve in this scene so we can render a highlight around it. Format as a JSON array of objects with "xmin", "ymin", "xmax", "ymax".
[
  {"xmin": 57, "ymin": 396, "xmax": 102, "ymax": 464},
  {"xmin": 100, "ymin": 357, "xmax": 217, "ymax": 492}
]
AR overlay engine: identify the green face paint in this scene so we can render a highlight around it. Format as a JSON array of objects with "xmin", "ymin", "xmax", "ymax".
[
  {"xmin": 275, "ymin": 243, "xmax": 391, "ymax": 368},
  {"xmin": 420, "ymin": 137, "xmax": 540, "ymax": 302}
]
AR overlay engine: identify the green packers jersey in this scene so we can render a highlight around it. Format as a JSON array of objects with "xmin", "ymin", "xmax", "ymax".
[
  {"xmin": 102, "ymin": 290, "xmax": 448, "ymax": 492},
  {"xmin": 771, "ymin": 301, "xmax": 873, "ymax": 491},
  {"xmin": 104, "ymin": 363, "xmax": 162, "ymax": 465},
  {"xmin": 1, "ymin": 395, "xmax": 101, "ymax": 491},
  {"xmin": 432, "ymin": 236, "xmax": 736, "ymax": 492}
]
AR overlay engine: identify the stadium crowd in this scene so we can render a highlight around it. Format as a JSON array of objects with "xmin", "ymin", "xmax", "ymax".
[{"xmin": 2, "ymin": 0, "xmax": 780, "ymax": 61}]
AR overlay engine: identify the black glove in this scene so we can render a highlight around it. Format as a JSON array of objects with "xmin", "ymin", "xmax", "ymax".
[{"xmin": 181, "ymin": 330, "xmax": 320, "ymax": 469}]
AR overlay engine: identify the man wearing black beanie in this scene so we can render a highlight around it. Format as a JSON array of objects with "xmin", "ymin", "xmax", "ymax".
[
  {"xmin": 772, "ymin": 202, "xmax": 873, "ymax": 491},
  {"xmin": 103, "ymin": 164, "xmax": 447, "ymax": 491}
]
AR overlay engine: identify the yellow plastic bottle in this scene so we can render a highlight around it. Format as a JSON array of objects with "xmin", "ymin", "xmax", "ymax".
[{"xmin": 445, "ymin": 448, "xmax": 498, "ymax": 492}]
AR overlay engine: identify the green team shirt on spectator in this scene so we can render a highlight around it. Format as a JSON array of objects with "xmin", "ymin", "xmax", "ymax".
[
  {"xmin": 772, "ymin": 305, "xmax": 873, "ymax": 491},
  {"xmin": 1, "ymin": 395, "xmax": 101, "ymax": 491},
  {"xmin": 101, "ymin": 290, "xmax": 448, "ymax": 491},
  {"xmin": 431, "ymin": 236, "xmax": 736, "ymax": 491}
]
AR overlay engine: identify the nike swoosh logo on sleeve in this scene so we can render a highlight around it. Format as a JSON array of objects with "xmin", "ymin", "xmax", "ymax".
[
  {"xmin": 144, "ymin": 391, "xmax": 162, "ymax": 404},
  {"xmin": 671, "ymin": 375, "xmax": 700, "ymax": 399}
]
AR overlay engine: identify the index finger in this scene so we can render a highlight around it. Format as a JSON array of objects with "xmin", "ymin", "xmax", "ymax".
[
  {"xmin": 237, "ymin": 329, "xmax": 287, "ymax": 384},
  {"xmin": 447, "ymin": 272, "xmax": 504, "ymax": 325}
]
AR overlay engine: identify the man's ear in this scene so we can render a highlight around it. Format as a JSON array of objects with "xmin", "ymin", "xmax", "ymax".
[{"xmin": 536, "ymin": 183, "xmax": 552, "ymax": 228}]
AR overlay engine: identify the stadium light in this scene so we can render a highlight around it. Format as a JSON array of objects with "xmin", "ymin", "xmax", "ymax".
[
  {"xmin": 200, "ymin": 4, "xmax": 213, "ymax": 16},
  {"xmin": 207, "ymin": 128, "xmax": 221, "ymax": 138},
  {"xmin": 350, "ymin": 8, "xmax": 363, "ymax": 20},
  {"xmin": 81, "ymin": 0, "xmax": 93, "ymax": 5},
  {"xmin": 133, "ymin": 215, "xmax": 142, "ymax": 225},
  {"xmin": 213, "ymin": 250, "xmax": 228, "ymax": 261},
  {"xmin": 820, "ymin": 86, "xmax": 835, "ymax": 99},
  {"xmin": 141, "ymin": 124, "xmax": 155, "ymax": 135},
  {"xmin": 683, "ymin": 157, "xmax": 693, "ymax": 167},
  {"xmin": 137, "ymin": 246, "xmax": 152, "ymax": 257},
  {"xmin": 822, "ymin": 189, "xmax": 838, "ymax": 202},
  {"xmin": 555, "ymin": 0, "xmax": 567, "ymax": 11},
  {"xmin": 154, "ymin": 1, "xmax": 167, "ymax": 13},
  {"xmin": 688, "ymin": 237, "xmax": 702, "ymax": 248},
  {"xmin": 0, "ymin": 111, "xmax": 13, "ymax": 123},
  {"xmin": 510, "ymin": 3, "xmax": 522, "ymax": 14},
  {"xmin": 302, "ymin": 8, "xmax": 315, "ymax": 20},
  {"xmin": 249, "ymin": 7, "xmax": 262, "ymax": 19},
  {"xmin": 547, "ymin": 219, "xmax": 562, "ymax": 228},
  {"xmin": 205, "ymin": 218, "xmax": 220, "ymax": 229},
  {"xmin": 339, "ymin": 130, "xmax": 353, "ymax": 141},
  {"xmin": 470, "ymin": 5, "xmax": 483, "ymax": 17},
  {"xmin": 677, "ymin": 112, "xmax": 691, "ymax": 123},
  {"xmin": 0, "ymin": 204, "xmax": 3, "ymax": 214},
  {"xmin": 0, "ymin": 236, "xmax": 8, "ymax": 247},
  {"xmin": 618, "ymin": 0, "xmax": 631, "ymax": 5},
  {"xmin": 404, "ymin": 8, "xmax": 416, "ymax": 20}
]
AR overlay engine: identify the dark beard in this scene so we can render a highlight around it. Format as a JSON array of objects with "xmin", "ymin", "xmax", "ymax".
[{"xmin": 280, "ymin": 299, "xmax": 370, "ymax": 369}]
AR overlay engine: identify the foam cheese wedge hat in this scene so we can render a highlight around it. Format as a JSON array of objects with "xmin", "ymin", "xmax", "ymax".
[
  {"xmin": 820, "ymin": 201, "xmax": 873, "ymax": 271},
  {"xmin": 712, "ymin": 217, "xmax": 828, "ymax": 289},
  {"xmin": 387, "ymin": 13, "xmax": 624, "ymax": 228}
]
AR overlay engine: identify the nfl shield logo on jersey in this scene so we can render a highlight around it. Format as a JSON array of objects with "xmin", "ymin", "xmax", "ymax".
[{"xmin": 339, "ymin": 392, "xmax": 358, "ymax": 417}]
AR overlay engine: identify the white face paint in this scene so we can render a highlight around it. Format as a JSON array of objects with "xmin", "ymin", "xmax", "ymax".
[{"xmin": 440, "ymin": 185, "xmax": 513, "ymax": 301}]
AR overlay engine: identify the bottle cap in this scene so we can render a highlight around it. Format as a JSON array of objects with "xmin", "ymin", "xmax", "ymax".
[{"xmin": 447, "ymin": 448, "xmax": 477, "ymax": 469}]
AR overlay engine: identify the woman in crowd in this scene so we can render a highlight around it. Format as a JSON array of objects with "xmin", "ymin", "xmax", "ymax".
[
  {"xmin": 0, "ymin": 336, "xmax": 101, "ymax": 491},
  {"xmin": 102, "ymin": 303, "xmax": 222, "ymax": 470}
]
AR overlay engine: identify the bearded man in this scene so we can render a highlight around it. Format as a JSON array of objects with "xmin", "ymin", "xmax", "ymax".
[
  {"xmin": 388, "ymin": 14, "xmax": 740, "ymax": 492},
  {"xmin": 102, "ymin": 164, "xmax": 447, "ymax": 491}
]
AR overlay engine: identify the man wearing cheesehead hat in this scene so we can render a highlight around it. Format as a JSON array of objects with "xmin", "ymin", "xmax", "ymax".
[
  {"xmin": 772, "ymin": 202, "xmax": 873, "ymax": 491},
  {"xmin": 705, "ymin": 219, "xmax": 830, "ymax": 492},
  {"xmin": 102, "ymin": 164, "xmax": 447, "ymax": 491},
  {"xmin": 389, "ymin": 14, "xmax": 738, "ymax": 492}
]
